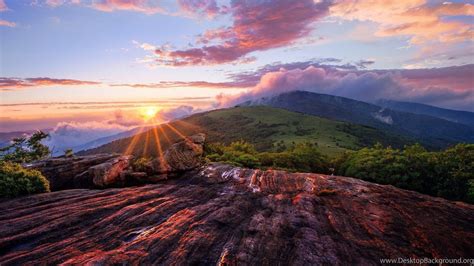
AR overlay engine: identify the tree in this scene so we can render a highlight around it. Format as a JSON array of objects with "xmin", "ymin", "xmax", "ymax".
[{"xmin": 0, "ymin": 131, "xmax": 51, "ymax": 163}]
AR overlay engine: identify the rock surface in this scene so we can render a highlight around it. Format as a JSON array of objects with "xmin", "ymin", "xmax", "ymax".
[
  {"xmin": 89, "ymin": 155, "xmax": 132, "ymax": 188},
  {"xmin": 24, "ymin": 133, "xmax": 206, "ymax": 190},
  {"xmin": 24, "ymin": 154, "xmax": 120, "ymax": 190},
  {"xmin": 1, "ymin": 163, "xmax": 473, "ymax": 265},
  {"xmin": 164, "ymin": 133, "xmax": 205, "ymax": 172}
]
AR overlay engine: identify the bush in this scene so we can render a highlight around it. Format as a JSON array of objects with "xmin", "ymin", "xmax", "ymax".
[
  {"xmin": 0, "ymin": 161, "xmax": 50, "ymax": 198},
  {"xmin": 132, "ymin": 157, "xmax": 152, "ymax": 172},
  {"xmin": 334, "ymin": 143, "xmax": 474, "ymax": 203}
]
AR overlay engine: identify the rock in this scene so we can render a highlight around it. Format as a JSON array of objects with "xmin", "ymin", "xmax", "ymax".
[
  {"xmin": 24, "ymin": 154, "xmax": 120, "ymax": 190},
  {"xmin": 164, "ymin": 133, "xmax": 205, "ymax": 172},
  {"xmin": 0, "ymin": 163, "xmax": 473, "ymax": 265},
  {"xmin": 189, "ymin": 133, "xmax": 205, "ymax": 144},
  {"xmin": 24, "ymin": 134, "xmax": 207, "ymax": 190},
  {"xmin": 150, "ymin": 158, "xmax": 171, "ymax": 174},
  {"xmin": 89, "ymin": 156, "xmax": 132, "ymax": 188}
]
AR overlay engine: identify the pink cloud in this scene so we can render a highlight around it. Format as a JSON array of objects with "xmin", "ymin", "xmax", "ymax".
[
  {"xmin": 177, "ymin": 0, "xmax": 222, "ymax": 18},
  {"xmin": 0, "ymin": 0, "xmax": 7, "ymax": 11},
  {"xmin": 0, "ymin": 19, "xmax": 15, "ymax": 27},
  {"xmin": 331, "ymin": 0, "xmax": 473, "ymax": 45},
  {"xmin": 153, "ymin": 0, "xmax": 332, "ymax": 66},
  {"xmin": 91, "ymin": 0, "xmax": 164, "ymax": 14},
  {"xmin": 0, "ymin": 77, "xmax": 101, "ymax": 89},
  {"xmin": 216, "ymin": 64, "xmax": 474, "ymax": 111}
]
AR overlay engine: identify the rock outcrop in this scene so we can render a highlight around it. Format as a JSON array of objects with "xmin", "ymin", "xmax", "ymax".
[
  {"xmin": 24, "ymin": 154, "xmax": 121, "ymax": 190},
  {"xmin": 1, "ymin": 162, "xmax": 473, "ymax": 265},
  {"xmin": 25, "ymin": 133, "xmax": 206, "ymax": 190}
]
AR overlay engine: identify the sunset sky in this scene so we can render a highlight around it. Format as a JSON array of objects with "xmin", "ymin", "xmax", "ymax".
[{"xmin": 1, "ymin": 0, "xmax": 473, "ymax": 134}]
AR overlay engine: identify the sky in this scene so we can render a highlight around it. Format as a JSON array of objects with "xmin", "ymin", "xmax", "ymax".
[{"xmin": 0, "ymin": 0, "xmax": 473, "ymax": 140}]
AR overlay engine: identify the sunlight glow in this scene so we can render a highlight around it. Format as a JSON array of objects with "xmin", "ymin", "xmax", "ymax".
[{"xmin": 141, "ymin": 106, "xmax": 159, "ymax": 121}]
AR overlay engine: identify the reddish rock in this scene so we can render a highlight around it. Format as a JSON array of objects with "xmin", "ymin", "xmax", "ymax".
[
  {"xmin": 164, "ymin": 133, "xmax": 205, "ymax": 172},
  {"xmin": 90, "ymin": 155, "xmax": 132, "ymax": 187},
  {"xmin": 24, "ymin": 154, "xmax": 120, "ymax": 190},
  {"xmin": 0, "ymin": 163, "xmax": 473, "ymax": 265}
]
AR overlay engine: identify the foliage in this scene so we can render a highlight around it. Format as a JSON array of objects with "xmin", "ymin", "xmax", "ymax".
[
  {"xmin": 205, "ymin": 140, "xmax": 261, "ymax": 168},
  {"xmin": 0, "ymin": 161, "xmax": 50, "ymax": 198},
  {"xmin": 206, "ymin": 140, "xmax": 473, "ymax": 203},
  {"xmin": 64, "ymin": 148, "xmax": 74, "ymax": 158},
  {"xmin": 205, "ymin": 140, "xmax": 329, "ymax": 173},
  {"xmin": 0, "ymin": 131, "xmax": 51, "ymax": 163},
  {"xmin": 132, "ymin": 157, "xmax": 152, "ymax": 172},
  {"xmin": 334, "ymin": 143, "xmax": 474, "ymax": 203}
]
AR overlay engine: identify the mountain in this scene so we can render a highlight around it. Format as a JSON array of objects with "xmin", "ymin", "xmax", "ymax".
[
  {"xmin": 70, "ymin": 126, "xmax": 152, "ymax": 154},
  {"xmin": 1, "ymin": 160, "xmax": 473, "ymax": 264},
  {"xmin": 377, "ymin": 99, "xmax": 474, "ymax": 128},
  {"xmin": 239, "ymin": 91, "xmax": 474, "ymax": 148},
  {"xmin": 78, "ymin": 106, "xmax": 413, "ymax": 157}
]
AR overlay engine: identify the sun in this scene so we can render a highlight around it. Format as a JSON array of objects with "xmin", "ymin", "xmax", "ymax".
[{"xmin": 141, "ymin": 106, "xmax": 159, "ymax": 120}]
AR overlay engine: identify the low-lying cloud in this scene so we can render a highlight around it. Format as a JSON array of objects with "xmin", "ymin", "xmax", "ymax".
[
  {"xmin": 216, "ymin": 64, "xmax": 474, "ymax": 112},
  {"xmin": 43, "ymin": 121, "xmax": 132, "ymax": 154}
]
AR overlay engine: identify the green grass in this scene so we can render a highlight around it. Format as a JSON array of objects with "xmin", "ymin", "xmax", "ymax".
[
  {"xmin": 188, "ymin": 106, "xmax": 361, "ymax": 156},
  {"xmin": 80, "ymin": 106, "xmax": 411, "ymax": 158}
]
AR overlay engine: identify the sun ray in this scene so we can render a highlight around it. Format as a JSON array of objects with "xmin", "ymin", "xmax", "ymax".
[
  {"xmin": 142, "ymin": 130, "xmax": 150, "ymax": 158},
  {"xmin": 164, "ymin": 122, "xmax": 191, "ymax": 143},
  {"xmin": 157, "ymin": 124, "xmax": 172, "ymax": 145},
  {"xmin": 124, "ymin": 126, "xmax": 145, "ymax": 156},
  {"xmin": 150, "ymin": 119, "xmax": 167, "ymax": 169}
]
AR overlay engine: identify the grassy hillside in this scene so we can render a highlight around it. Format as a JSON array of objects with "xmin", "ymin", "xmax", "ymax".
[{"xmin": 79, "ymin": 106, "xmax": 413, "ymax": 157}]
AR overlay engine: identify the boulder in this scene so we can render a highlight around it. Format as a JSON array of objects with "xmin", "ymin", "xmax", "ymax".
[
  {"xmin": 89, "ymin": 156, "xmax": 132, "ymax": 188},
  {"xmin": 24, "ymin": 133, "xmax": 206, "ymax": 190},
  {"xmin": 24, "ymin": 154, "xmax": 120, "ymax": 190},
  {"xmin": 164, "ymin": 133, "xmax": 205, "ymax": 172}
]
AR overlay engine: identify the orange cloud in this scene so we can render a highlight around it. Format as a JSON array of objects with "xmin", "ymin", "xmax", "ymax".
[{"xmin": 331, "ymin": 0, "xmax": 473, "ymax": 45}]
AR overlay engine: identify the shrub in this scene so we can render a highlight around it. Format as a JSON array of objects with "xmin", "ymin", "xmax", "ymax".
[
  {"xmin": 64, "ymin": 148, "xmax": 74, "ymax": 158},
  {"xmin": 132, "ymin": 157, "xmax": 152, "ymax": 172},
  {"xmin": 335, "ymin": 143, "xmax": 474, "ymax": 203},
  {"xmin": 0, "ymin": 161, "xmax": 50, "ymax": 198}
]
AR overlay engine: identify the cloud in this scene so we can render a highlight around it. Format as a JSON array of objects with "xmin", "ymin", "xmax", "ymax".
[
  {"xmin": 216, "ymin": 64, "xmax": 474, "ymax": 111},
  {"xmin": 0, "ymin": 0, "xmax": 16, "ymax": 27},
  {"xmin": 0, "ymin": 0, "xmax": 7, "ymax": 11},
  {"xmin": 0, "ymin": 19, "xmax": 15, "ymax": 27},
  {"xmin": 177, "ymin": 0, "xmax": 222, "ymax": 18},
  {"xmin": 43, "ymin": 120, "xmax": 132, "ymax": 154},
  {"xmin": 156, "ymin": 105, "xmax": 197, "ymax": 121},
  {"xmin": 91, "ymin": 0, "xmax": 164, "ymax": 14},
  {"xmin": 331, "ymin": 0, "xmax": 473, "ymax": 45},
  {"xmin": 152, "ymin": 0, "xmax": 332, "ymax": 66},
  {"xmin": 38, "ymin": 0, "xmax": 224, "ymax": 16},
  {"xmin": 110, "ymin": 80, "xmax": 250, "ymax": 89},
  {"xmin": 0, "ymin": 77, "xmax": 101, "ymax": 89}
]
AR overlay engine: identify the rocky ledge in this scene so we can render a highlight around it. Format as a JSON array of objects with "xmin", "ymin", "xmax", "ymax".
[
  {"xmin": 23, "ymin": 133, "xmax": 206, "ymax": 191},
  {"xmin": 1, "ymin": 161, "xmax": 473, "ymax": 264}
]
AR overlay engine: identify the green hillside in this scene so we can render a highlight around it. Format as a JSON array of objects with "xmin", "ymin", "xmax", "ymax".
[{"xmin": 79, "ymin": 106, "xmax": 413, "ymax": 157}]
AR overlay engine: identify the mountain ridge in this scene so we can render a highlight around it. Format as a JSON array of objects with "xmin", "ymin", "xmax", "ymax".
[{"xmin": 239, "ymin": 91, "xmax": 474, "ymax": 148}]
